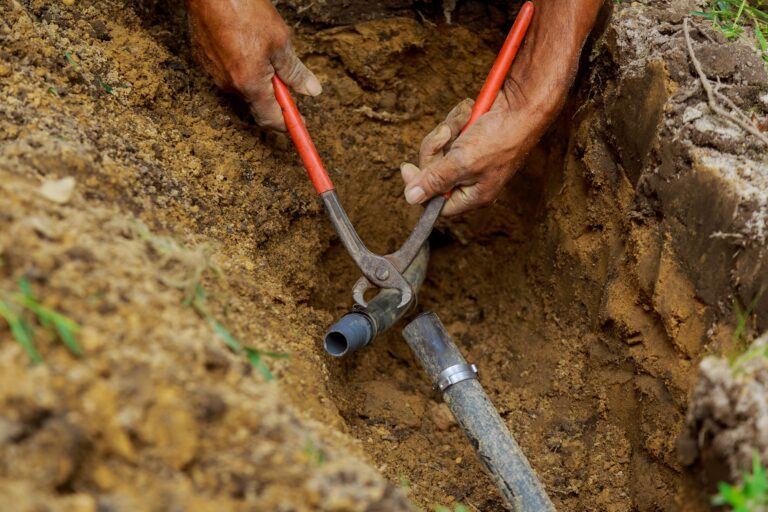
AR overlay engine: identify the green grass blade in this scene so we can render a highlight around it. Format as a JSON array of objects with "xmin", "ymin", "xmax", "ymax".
[
  {"xmin": 211, "ymin": 319, "xmax": 242, "ymax": 353},
  {"xmin": 18, "ymin": 278, "xmax": 32, "ymax": 298},
  {"xmin": 13, "ymin": 319, "xmax": 42, "ymax": 364},
  {"xmin": 693, "ymin": 10, "xmax": 717, "ymax": 19},
  {"xmin": 260, "ymin": 350, "xmax": 290, "ymax": 360},
  {"xmin": 0, "ymin": 301, "xmax": 42, "ymax": 364},
  {"xmin": 733, "ymin": 0, "xmax": 748, "ymax": 26},
  {"xmin": 99, "ymin": 80, "xmax": 114, "ymax": 95},
  {"xmin": 757, "ymin": 23, "xmax": 768, "ymax": 54},
  {"xmin": 244, "ymin": 346, "xmax": 274, "ymax": 381},
  {"xmin": 54, "ymin": 319, "xmax": 82, "ymax": 356},
  {"xmin": 64, "ymin": 51, "xmax": 80, "ymax": 70}
]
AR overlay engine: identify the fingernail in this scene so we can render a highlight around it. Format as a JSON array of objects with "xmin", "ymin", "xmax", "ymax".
[
  {"xmin": 405, "ymin": 186, "xmax": 426, "ymax": 205},
  {"xmin": 306, "ymin": 75, "xmax": 322, "ymax": 96}
]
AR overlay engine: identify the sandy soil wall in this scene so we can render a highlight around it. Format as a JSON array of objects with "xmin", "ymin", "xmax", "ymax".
[{"xmin": 0, "ymin": 0, "xmax": 766, "ymax": 511}]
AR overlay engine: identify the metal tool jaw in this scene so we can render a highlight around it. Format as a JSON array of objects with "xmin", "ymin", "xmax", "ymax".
[
  {"xmin": 321, "ymin": 190, "xmax": 415, "ymax": 308},
  {"xmin": 275, "ymin": 1, "xmax": 532, "ymax": 313},
  {"xmin": 351, "ymin": 194, "xmax": 445, "ymax": 308}
]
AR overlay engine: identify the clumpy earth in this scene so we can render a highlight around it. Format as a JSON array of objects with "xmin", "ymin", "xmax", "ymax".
[
  {"xmin": 679, "ymin": 333, "xmax": 768, "ymax": 487},
  {"xmin": 1, "ymin": 0, "xmax": 767, "ymax": 511}
]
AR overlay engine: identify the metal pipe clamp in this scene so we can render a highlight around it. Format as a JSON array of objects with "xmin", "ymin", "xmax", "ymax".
[{"xmin": 436, "ymin": 363, "xmax": 478, "ymax": 392}]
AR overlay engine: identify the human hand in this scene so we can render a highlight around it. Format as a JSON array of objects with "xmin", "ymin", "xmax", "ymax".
[
  {"xmin": 401, "ymin": 0, "xmax": 603, "ymax": 216},
  {"xmin": 186, "ymin": 0, "xmax": 322, "ymax": 130},
  {"xmin": 400, "ymin": 87, "xmax": 558, "ymax": 217}
]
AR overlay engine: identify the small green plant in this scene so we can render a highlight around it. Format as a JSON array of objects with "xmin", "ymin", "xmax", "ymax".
[
  {"xmin": 713, "ymin": 452, "xmax": 768, "ymax": 511},
  {"xmin": 0, "ymin": 278, "xmax": 81, "ymax": 363},
  {"xmin": 398, "ymin": 472, "xmax": 411, "ymax": 492},
  {"xmin": 133, "ymin": 220, "xmax": 287, "ymax": 380},
  {"xmin": 434, "ymin": 504, "xmax": 469, "ymax": 512},
  {"xmin": 190, "ymin": 284, "xmax": 287, "ymax": 381},
  {"xmin": 303, "ymin": 438, "xmax": 326, "ymax": 467},
  {"xmin": 64, "ymin": 50, "xmax": 114, "ymax": 95},
  {"xmin": 733, "ymin": 290, "xmax": 764, "ymax": 348},
  {"xmin": 725, "ymin": 290, "xmax": 765, "ymax": 375},
  {"xmin": 64, "ymin": 50, "xmax": 80, "ymax": 71},
  {"xmin": 731, "ymin": 341, "xmax": 768, "ymax": 376},
  {"xmin": 694, "ymin": 1, "xmax": 768, "ymax": 62}
]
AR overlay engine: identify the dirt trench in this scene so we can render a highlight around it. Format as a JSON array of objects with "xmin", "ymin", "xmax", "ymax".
[{"xmin": 1, "ymin": 0, "xmax": 767, "ymax": 511}]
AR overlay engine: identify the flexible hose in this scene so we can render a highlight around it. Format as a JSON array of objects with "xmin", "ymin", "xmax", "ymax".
[{"xmin": 402, "ymin": 312, "xmax": 555, "ymax": 511}]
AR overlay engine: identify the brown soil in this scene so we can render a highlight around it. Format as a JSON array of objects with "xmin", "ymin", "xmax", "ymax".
[
  {"xmin": 1, "ymin": 0, "xmax": 766, "ymax": 511},
  {"xmin": 679, "ymin": 333, "xmax": 768, "ymax": 488}
]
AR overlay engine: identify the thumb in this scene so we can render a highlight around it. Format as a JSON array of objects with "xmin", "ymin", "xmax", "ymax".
[
  {"xmin": 272, "ymin": 40, "xmax": 322, "ymax": 97},
  {"xmin": 404, "ymin": 153, "xmax": 465, "ymax": 205}
]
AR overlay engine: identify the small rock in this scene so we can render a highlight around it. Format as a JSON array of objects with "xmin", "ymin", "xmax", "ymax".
[
  {"xmin": 61, "ymin": 0, "xmax": 75, "ymax": 5},
  {"xmin": 0, "ymin": 417, "xmax": 23, "ymax": 443},
  {"xmin": 0, "ymin": 63, "xmax": 10, "ymax": 78},
  {"xmin": 91, "ymin": 464, "xmax": 117, "ymax": 490},
  {"xmin": 79, "ymin": 326, "xmax": 105, "ymax": 352},
  {"xmin": 428, "ymin": 402, "xmax": 456, "ymax": 431},
  {"xmin": 138, "ymin": 390, "xmax": 199, "ymax": 469},
  {"xmin": 63, "ymin": 494, "xmax": 96, "ymax": 512},
  {"xmin": 40, "ymin": 176, "xmax": 76, "ymax": 204},
  {"xmin": 89, "ymin": 20, "xmax": 110, "ymax": 41}
]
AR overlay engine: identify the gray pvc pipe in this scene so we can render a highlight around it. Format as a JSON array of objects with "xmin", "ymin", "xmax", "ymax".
[
  {"xmin": 324, "ymin": 243, "xmax": 429, "ymax": 357},
  {"xmin": 402, "ymin": 312, "xmax": 555, "ymax": 512}
]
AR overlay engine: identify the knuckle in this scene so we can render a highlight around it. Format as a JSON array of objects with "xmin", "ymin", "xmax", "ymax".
[
  {"xmin": 425, "ymin": 171, "xmax": 448, "ymax": 192},
  {"xmin": 229, "ymin": 65, "xmax": 257, "ymax": 93},
  {"xmin": 421, "ymin": 131, "xmax": 442, "ymax": 155},
  {"xmin": 449, "ymin": 147, "xmax": 472, "ymax": 174},
  {"xmin": 461, "ymin": 187, "xmax": 480, "ymax": 206},
  {"xmin": 281, "ymin": 61, "xmax": 304, "ymax": 83},
  {"xmin": 272, "ymin": 26, "xmax": 291, "ymax": 50},
  {"xmin": 458, "ymin": 98, "xmax": 474, "ymax": 115}
]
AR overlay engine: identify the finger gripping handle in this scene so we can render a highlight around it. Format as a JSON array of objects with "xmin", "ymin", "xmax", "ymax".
[
  {"xmin": 273, "ymin": 76, "xmax": 334, "ymax": 194},
  {"xmin": 443, "ymin": 1, "xmax": 533, "ymax": 200}
]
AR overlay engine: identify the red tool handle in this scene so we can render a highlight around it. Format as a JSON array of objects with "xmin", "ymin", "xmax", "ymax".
[
  {"xmin": 273, "ymin": 76, "xmax": 334, "ymax": 194},
  {"xmin": 274, "ymin": 1, "xmax": 532, "ymax": 196},
  {"xmin": 438, "ymin": 1, "xmax": 533, "ymax": 200},
  {"xmin": 462, "ymin": 1, "xmax": 534, "ymax": 132}
]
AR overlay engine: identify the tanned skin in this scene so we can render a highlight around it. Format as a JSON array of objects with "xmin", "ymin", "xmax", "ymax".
[
  {"xmin": 186, "ymin": 0, "xmax": 603, "ymax": 215},
  {"xmin": 186, "ymin": 0, "xmax": 322, "ymax": 130},
  {"xmin": 401, "ymin": 0, "xmax": 605, "ymax": 215}
]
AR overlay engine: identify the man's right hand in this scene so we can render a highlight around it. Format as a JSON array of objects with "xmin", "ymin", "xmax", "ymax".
[{"xmin": 186, "ymin": 0, "xmax": 322, "ymax": 130}]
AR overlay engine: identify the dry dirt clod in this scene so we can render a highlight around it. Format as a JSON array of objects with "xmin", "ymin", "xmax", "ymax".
[
  {"xmin": 428, "ymin": 402, "xmax": 457, "ymax": 431},
  {"xmin": 39, "ymin": 176, "xmax": 76, "ymax": 204},
  {"xmin": 678, "ymin": 333, "xmax": 768, "ymax": 482}
]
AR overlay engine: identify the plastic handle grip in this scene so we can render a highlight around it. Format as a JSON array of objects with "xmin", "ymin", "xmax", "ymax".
[
  {"xmin": 443, "ymin": 1, "xmax": 533, "ymax": 200},
  {"xmin": 462, "ymin": 1, "xmax": 534, "ymax": 133},
  {"xmin": 273, "ymin": 76, "xmax": 334, "ymax": 194}
]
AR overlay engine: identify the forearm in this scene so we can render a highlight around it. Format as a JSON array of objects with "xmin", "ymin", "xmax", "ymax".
[{"xmin": 505, "ymin": 0, "xmax": 604, "ymax": 117}]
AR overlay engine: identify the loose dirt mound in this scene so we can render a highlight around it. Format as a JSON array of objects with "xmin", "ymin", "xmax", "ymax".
[
  {"xmin": 1, "ymin": 0, "xmax": 767, "ymax": 511},
  {"xmin": 679, "ymin": 333, "xmax": 768, "ymax": 486}
]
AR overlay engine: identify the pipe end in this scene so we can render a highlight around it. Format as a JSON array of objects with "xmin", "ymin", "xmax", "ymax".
[{"xmin": 324, "ymin": 313, "xmax": 374, "ymax": 357}]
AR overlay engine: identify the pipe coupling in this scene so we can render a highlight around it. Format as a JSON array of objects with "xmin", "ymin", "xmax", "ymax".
[{"xmin": 436, "ymin": 363, "xmax": 478, "ymax": 392}]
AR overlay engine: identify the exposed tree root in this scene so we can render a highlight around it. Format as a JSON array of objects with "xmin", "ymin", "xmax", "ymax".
[{"xmin": 683, "ymin": 17, "xmax": 768, "ymax": 147}]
